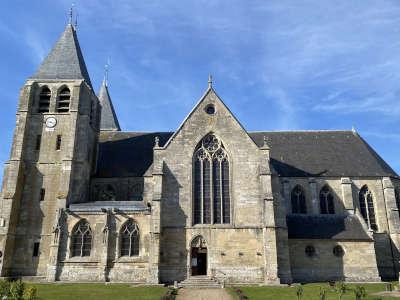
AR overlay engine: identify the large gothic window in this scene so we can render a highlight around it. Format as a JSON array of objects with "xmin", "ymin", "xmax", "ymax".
[
  {"xmin": 71, "ymin": 220, "xmax": 92, "ymax": 257},
  {"xmin": 359, "ymin": 186, "xmax": 378, "ymax": 231},
  {"xmin": 120, "ymin": 219, "xmax": 140, "ymax": 257},
  {"xmin": 193, "ymin": 133, "xmax": 230, "ymax": 225},
  {"xmin": 291, "ymin": 185, "xmax": 307, "ymax": 214},
  {"xmin": 319, "ymin": 185, "xmax": 335, "ymax": 214}
]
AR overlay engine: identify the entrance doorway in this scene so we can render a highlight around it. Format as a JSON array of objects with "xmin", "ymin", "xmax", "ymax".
[{"xmin": 190, "ymin": 236, "xmax": 207, "ymax": 276}]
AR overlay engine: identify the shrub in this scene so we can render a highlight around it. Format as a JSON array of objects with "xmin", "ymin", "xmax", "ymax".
[
  {"xmin": 296, "ymin": 285, "xmax": 304, "ymax": 300},
  {"xmin": 354, "ymin": 286, "xmax": 366, "ymax": 300},
  {"xmin": 334, "ymin": 281, "xmax": 347, "ymax": 300},
  {"xmin": 0, "ymin": 280, "xmax": 10, "ymax": 298},
  {"xmin": 24, "ymin": 286, "xmax": 38, "ymax": 300},
  {"xmin": 9, "ymin": 280, "xmax": 24, "ymax": 300},
  {"xmin": 161, "ymin": 287, "xmax": 178, "ymax": 300},
  {"xmin": 319, "ymin": 287, "xmax": 326, "ymax": 300}
]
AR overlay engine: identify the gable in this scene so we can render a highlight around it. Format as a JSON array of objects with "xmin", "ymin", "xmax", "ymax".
[{"xmin": 163, "ymin": 87, "xmax": 259, "ymax": 152}]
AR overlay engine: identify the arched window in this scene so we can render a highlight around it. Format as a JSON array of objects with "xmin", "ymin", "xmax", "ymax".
[
  {"xmin": 359, "ymin": 186, "xmax": 378, "ymax": 231},
  {"xmin": 291, "ymin": 185, "xmax": 307, "ymax": 214},
  {"xmin": 120, "ymin": 219, "xmax": 140, "ymax": 257},
  {"xmin": 38, "ymin": 87, "xmax": 51, "ymax": 113},
  {"xmin": 56, "ymin": 87, "xmax": 71, "ymax": 112},
  {"xmin": 71, "ymin": 220, "xmax": 92, "ymax": 257},
  {"xmin": 395, "ymin": 188, "xmax": 400, "ymax": 218},
  {"xmin": 193, "ymin": 133, "xmax": 230, "ymax": 225},
  {"xmin": 319, "ymin": 185, "xmax": 335, "ymax": 214}
]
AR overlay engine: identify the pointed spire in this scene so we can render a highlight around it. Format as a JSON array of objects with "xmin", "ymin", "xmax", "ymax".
[
  {"xmin": 98, "ymin": 74, "xmax": 121, "ymax": 131},
  {"xmin": 31, "ymin": 23, "xmax": 92, "ymax": 88}
]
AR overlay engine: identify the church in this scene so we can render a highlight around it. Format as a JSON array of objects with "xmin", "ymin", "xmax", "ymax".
[{"xmin": 0, "ymin": 21, "xmax": 399, "ymax": 285}]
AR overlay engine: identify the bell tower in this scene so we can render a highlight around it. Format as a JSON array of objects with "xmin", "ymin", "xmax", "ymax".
[{"xmin": 0, "ymin": 22, "xmax": 100, "ymax": 278}]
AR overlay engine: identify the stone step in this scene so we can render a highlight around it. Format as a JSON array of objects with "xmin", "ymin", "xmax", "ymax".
[{"xmin": 178, "ymin": 276, "xmax": 222, "ymax": 289}]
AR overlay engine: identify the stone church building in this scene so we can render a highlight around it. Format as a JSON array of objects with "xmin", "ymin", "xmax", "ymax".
[{"xmin": 0, "ymin": 22, "xmax": 399, "ymax": 284}]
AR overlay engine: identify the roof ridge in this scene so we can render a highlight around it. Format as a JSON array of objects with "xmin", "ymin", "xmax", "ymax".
[{"xmin": 249, "ymin": 130, "xmax": 354, "ymax": 133}]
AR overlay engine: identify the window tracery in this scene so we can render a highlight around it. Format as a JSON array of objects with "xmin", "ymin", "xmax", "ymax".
[
  {"xmin": 319, "ymin": 185, "xmax": 335, "ymax": 214},
  {"xmin": 99, "ymin": 184, "xmax": 116, "ymax": 201},
  {"xmin": 193, "ymin": 133, "xmax": 230, "ymax": 225},
  {"xmin": 359, "ymin": 186, "xmax": 378, "ymax": 231},
  {"xmin": 120, "ymin": 219, "xmax": 139, "ymax": 257},
  {"xmin": 70, "ymin": 220, "xmax": 92, "ymax": 257},
  {"xmin": 291, "ymin": 185, "xmax": 307, "ymax": 214}
]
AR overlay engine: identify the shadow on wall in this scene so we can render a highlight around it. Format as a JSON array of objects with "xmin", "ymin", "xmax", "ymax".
[
  {"xmin": 374, "ymin": 233, "xmax": 399, "ymax": 281},
  {"xmin": 11, "ymin": 165, "xmax": 45, "ymax": 276},
  {"xmin": 159, "ymin": 163, "xmax": 188, "ymax": 283}
]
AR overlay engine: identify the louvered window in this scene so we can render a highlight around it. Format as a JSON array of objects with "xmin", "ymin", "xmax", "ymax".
[
  {"xmin": 359, "ymin": 186, "xmax": 378, "ymax": 231},
  {"xmin": 56, "ymin": 87, "xmax": 70, "ymax": 112},
  {"xmin": 193, "ymin": 134, "xmax": 230, "ymax": 225},
  {"xmin": 38, "ymin": 87, "xmax": 51, "ymax": 113}
]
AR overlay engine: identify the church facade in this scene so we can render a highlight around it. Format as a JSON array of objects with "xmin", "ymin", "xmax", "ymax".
[{"xmin": 0, "ymin": 23, "xmax": 400, "ymax": 284}]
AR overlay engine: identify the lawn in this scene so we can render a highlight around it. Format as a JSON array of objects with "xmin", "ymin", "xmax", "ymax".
[
  {"xmin": 229, "ymin": 283, "xmax": 398, "ymax": 300},
  {"xmin": 28, "ymin": 283, "xmax": 167, "ymax": 300}
]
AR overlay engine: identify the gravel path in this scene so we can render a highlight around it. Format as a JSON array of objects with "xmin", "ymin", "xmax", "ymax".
[{"xmin": 176, "ymin": 288, "xmax": 233, "ymax": 300}]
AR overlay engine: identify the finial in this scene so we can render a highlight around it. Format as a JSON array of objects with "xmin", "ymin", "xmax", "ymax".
[
  {"xmin": 208, "ymin": 74, "xmax": 213, "ymax": 88},
  {"xmin": 68, "ymin": 3, "xmax": 75, "ymax": 25},
  {"xmin": 154, "ymin": 136, "xmax": 160, "ymax": 148},
  {"xmin": 352, "ymin": 125, "xmax": 356, "ymax": 133},
  {"xmin": 262, "ymin": 136, "xmax": 270, "ymax": 150},
  {"xmin": 104, "ymin": 58, "xmax": 110, "ymax": 86},
  {"xmin": 74, "ymin": 12, "xmax": 78, "ymax": 29}
]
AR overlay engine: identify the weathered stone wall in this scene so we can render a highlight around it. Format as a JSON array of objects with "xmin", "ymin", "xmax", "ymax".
[
  {"xmin": 289, "ymin": 240, "xmax": 380, "ymax": 282},
  {"xmin": 57, "ymin": 211, "xmax": 151, "ymax": 282}
]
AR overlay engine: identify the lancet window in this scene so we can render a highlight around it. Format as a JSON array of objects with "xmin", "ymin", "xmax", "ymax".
[
  {"xmin": 359, "ymin": 185, "xmax": 378, "ymax": 231},
  {"xmin": 193, "ymin": 134, "xmax": 230, "ymax": 225}
]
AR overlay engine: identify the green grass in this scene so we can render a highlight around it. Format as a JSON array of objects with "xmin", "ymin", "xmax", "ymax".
[
  {"xmin": 229, "ymin": 283, "xmax": 398, "ymax": 300},
  {"xmin": 27, "ymin": 283, "xmax": 167, "ymax": 300}
]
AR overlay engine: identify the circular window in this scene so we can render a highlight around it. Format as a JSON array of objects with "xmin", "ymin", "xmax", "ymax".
[
  {"xmin": 305, "ymin": 245, "xmax": 316, "ymax": 257},
  {"xmin": 333, "ymin": 245, "xmax": 344, "ymax": 257},
  {"xmin": 205, "ymin": 104, "xmax": 215, "ymax": 115}
]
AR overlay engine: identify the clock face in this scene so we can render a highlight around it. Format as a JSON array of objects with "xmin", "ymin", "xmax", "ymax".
[{"xmin": 45, "ymin": 117, "xmax": 57, "ymax": 128}]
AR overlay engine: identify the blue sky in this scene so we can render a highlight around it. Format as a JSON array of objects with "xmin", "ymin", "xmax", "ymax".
[{"xmin": 0, "ymin": 0, "xmax": 399, "ymax": 178}]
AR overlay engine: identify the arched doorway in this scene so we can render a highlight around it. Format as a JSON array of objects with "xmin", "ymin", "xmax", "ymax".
[{"xmin": 190, "ymin": 236, "xmax": 207, "ymax": 276}]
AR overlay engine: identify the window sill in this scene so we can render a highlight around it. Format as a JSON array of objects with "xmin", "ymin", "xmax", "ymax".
[
  {"xmin": 114, "ymin": 256, "xmax": 149, "ymax": 264},
  {"xmin": 190, "ymin": 223, "xmax": 233, "ymax": 229}
]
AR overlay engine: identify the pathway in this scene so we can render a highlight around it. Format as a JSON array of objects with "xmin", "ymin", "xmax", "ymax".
[{"xmin": 176, "ymin": 288, "xmax": 233, "ymax": 300}]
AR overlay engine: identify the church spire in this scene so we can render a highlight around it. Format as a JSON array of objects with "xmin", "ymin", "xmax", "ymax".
[
  {"xmin": 31, "ymin": 22, "xmax": 92, "ymax": 88},
  {"xmin": 98, "ymin": 67, "xmax": 121, "ymax": 131}
]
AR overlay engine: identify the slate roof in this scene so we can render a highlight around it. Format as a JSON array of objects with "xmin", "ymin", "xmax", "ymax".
[
  {"xmin": 250, "ymin": 131, "xmax": 397, "ymax": 177},
  {"xmin": 286, "ymin": 214, "xmax": 372, "ymax": 240},
  {"xmin": 98, "ymin": 80, "xmax": 121, "ymax": 131},
  {"xmin": 96, "ymin": 132, "xmax": 172, "ymax": 177},
  {"xmin": 31, "ymin": 24, "xmax": 92, "ymax": 88},
  {"xmin": 95, "ymin": 130, "xmax": 398, "ymax": 178}
]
